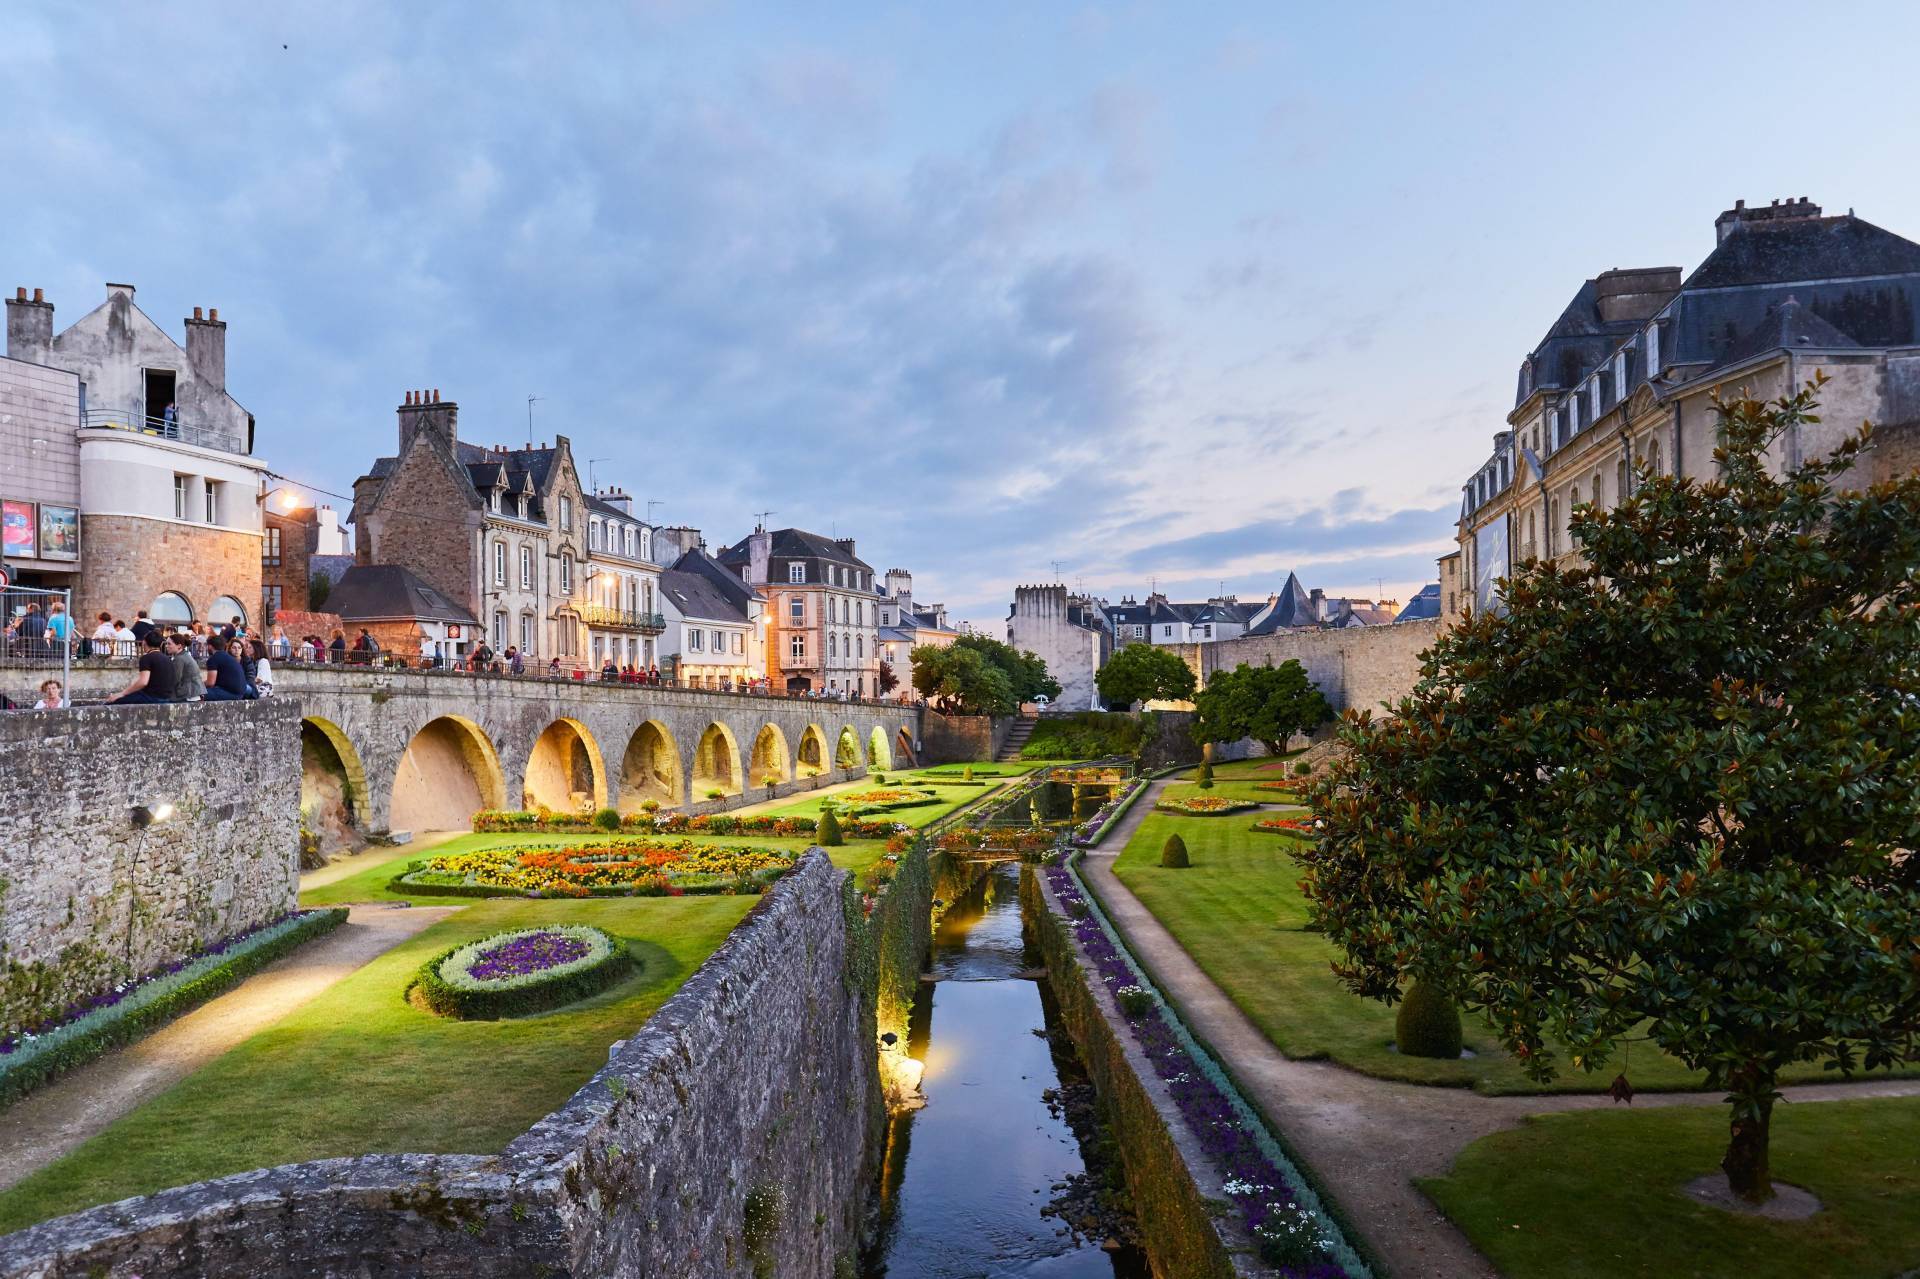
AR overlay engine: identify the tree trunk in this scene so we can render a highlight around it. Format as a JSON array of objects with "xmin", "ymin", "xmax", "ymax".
[{"xmin": 1722, "ymin": 1066, "xmax": 1776, "ymax": 1203}]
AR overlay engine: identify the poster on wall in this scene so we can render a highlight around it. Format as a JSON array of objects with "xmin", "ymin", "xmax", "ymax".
[
  {"xmin": 1472, "ymin": 514, "xmax": 1510, "ymax": 616},
  {"xmin": 1, "ymin": 501, "xmax": 35, "ymax": 560},
  {"xmin": 37, "ymin": 505, "xmax": 79, "ymax": 560}
]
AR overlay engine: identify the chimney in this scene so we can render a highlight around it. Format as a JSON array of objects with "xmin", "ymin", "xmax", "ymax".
[
  {"xmin": 396, "ymin": 388, "xmax": 459, "ymax": 454},
  {"xmin": 184, "ymin": 305, "xmax": 228, "ymax": 393},
  {"xmin": 350, "ymin": 474, "xmax": 384, "ymax": 565},
  {"xmin": 6, "ymin": 287, "xmax": 54, "ymax": 363},
  {"xmin": 1715, "ymin": 196, "xmax": 1822, "ymax": 243},
  {"xmin": 1309, "ymin": 587, "xmax": 1327, "ymax": 621},
  {"xmin": 747, "ymin": 525, "xmax": 773, "ymax": 585},
  {"xmin": 834, "ymin": 537, "xmax": 856, "ymax": 558}
]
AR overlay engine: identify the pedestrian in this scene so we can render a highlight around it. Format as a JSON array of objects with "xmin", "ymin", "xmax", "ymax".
[
  {"xmin": 270, "ymin": 625, "xmax": 291, "ymax": 661},
  {"xmin": 45, "ymin": 602, "xmax": 72, "ymax": 653},
  {"xmin": 110, "ymin": 632, "xmax": 176, "ymax": 704},
  {"xmin": 188, "ymin": 623, "xmax": 209, "ymax": 663},
  {"xmin": 131, "ymin": 610, "xmax": 155, "ymax": 645},
  {"xmin": 14, "ymin": 603, "xmax": 46, "ymax": 649},
  {"xmin": 250, "ymin": 638, "xmax": 274, "ymax": 697},
  {"xmin": 113, "ymin": 618, "xmax": 136, "ymax": 651},
  {"xmin": 299, "ymin": 633, "xmax": 318, "ymax": 662},
  {"xmin": 169, "ymin": 633, "xmax": 203, "ymax": 702},
  {"xmin": 33, "ymin": 678, "xmax": 67, "ymax": 710},
  {"xmin": 549, "ymin": 656, "xmax": 562, "ymax": 677},
  {"xmin": 91, "ymin": 611, "xmax": 117, "ymax": 656},
  {"xmin": 238, "ymin": 636, "xmax": 261, "ymax": 693},
  {"xmin": 162, "ymin": 400, "xmax": 178, "ymax": 433},
  {"xmin": 202, "ymin": 638, "xmax": 251, "ymax": 701},
  {"xmin": 509, "ymin": 646, "xmax": 525, "ymax": 676},
  {"xmin": 601, "ymin": 656, "xmax": 618, "ymax": 682},
  {"xmin": 329, "ymin": 629, "xmax": 348, "ymax": 663}
]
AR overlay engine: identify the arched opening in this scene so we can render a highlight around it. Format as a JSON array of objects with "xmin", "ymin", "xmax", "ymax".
[
  {"xmin": 210, "ymin": 595, "xmax": 248, "ymax": 629},
  {"xmin": 797, "ymin": 724, "xmax": 828, "ymax": 777},
  {"xmin": 867, "ymin": 726, "xmax": 894, "ymax": 771},
  {"xmin": 691, "ymin": 722, "xmax": 744, "ymax": 799},
  {"xmin": 834, "ymin": 726, "xmax": 861, "ymax": 771},
  {"xmin": 896, "ymin": 727, "xmax": 917, "ymax": 768},
  {"xmin": 749, "ymin": 723, "xmax": 791, "ymax": 788},
  {"xmin": 149, "ymin": 591, "xmax": 193, "ymax": 625},
  {"xmin": 300, "ymin": 717, "xmax": 368, "ymax": 858},
  {"xmin": 391, "ymin": 714, "xmax": 507, "ymax": 833},
  {"xmin": 523, "ymin": 717, "xmax": 607, "ymax": 815},
  {"xmin": 619, "ymin": 720, "xmax": 682, "ymax": 813}
]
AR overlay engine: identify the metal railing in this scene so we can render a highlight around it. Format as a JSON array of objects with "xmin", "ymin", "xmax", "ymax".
[
  {"xmin": 82, "ymin": 407, "xmax": 246, "ymax": 455},
  {"xmin": 0, "ymin": 586, "xmax": 72, "ymax": 707},
  {"xmin": 577, "ymin": 603, "xmax": 666, "ymax": 632}
]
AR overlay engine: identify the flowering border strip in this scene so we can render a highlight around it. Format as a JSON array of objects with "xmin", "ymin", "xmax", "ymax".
[
  {"xmin": 1071, "ymin": 775, "xmax": 1149, "ymax": 847},
  {"xmin": 1154, "ymin": 796, "xmax": 1260, "ymax": 817},
  {"xmin": 410, "ymin": 925, "xmax": 633, "ymax": 1020},
  {"xmin": 0, "ymin": 909, "xmax": 349, "ymax": 1110},
  {"xmin": 1042, "ymin": 855, "xmax": 1369, "ymax": 1276}
]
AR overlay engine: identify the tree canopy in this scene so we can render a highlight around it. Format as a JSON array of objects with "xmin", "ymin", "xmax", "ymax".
[
  {"xmin": 1297, "ymin": 381, "xmax": 1920, "ymax": 1202},
  {"xmin": 1096, "ymin": 642, "xmax": 1197, "ymax": 710},
  {"xmin": 952, "ymin": 634, "xmax": 1060, "ymax": 705},
  {"xmin": 1190, "ymin": 660, "xmax": 1331, "ymax": 755},
  {"xmin": 911, "ymin": 643, "xmax": 1015, "ymax": 714}
]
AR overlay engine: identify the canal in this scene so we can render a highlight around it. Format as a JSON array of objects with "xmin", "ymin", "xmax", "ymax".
[{"xmin": 862, "ymin": 863, "xmax": 1149, "ymax": 1278}]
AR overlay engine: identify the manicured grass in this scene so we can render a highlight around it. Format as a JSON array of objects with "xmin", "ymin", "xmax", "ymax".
[
  {"xmin": 1164, "ymin": 755, "xmax": 1311, "ymax": 804},
  {"xmin": 1108, "ymin": 811, "xmax": 1915, "ymax": 1094},
  {"xmin": 760, "ymin": 778, "xmax": 1008, "ymax": 827},
  {"xmin": 1421, "ymin": 1098, "xmax": 1920, "ymax": 1278},
  {"xmin": 906, "ymin": 762, "xmax": 1038, "ymax": 778},
  {"xmin": 0, "ymin": 896, "xmax": 755, "ymax": 1234}
]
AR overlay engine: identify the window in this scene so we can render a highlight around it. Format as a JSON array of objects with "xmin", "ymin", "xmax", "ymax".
[
  {"xmin": 491, "ymin": 490, "xmax": 501, "ymax": 513},
  {"xmin": 1647, "ymin": 323, "xmax": 1661, "ymax": 377},
  {"xmin": 790, "ymin": 634, "xmax": 805, "ymax": 660},
  {"xmin": 589, "ymin": 520, "xmax": 601, "ymax": 551},
  {"xmin": 828, "ymin": 632, "xmax": 837, "ymax": 657},
  {"xmin": 789, "ymin": 596, "xmax": 804, "ymax": 622},
  {"xmin": 788, "ymin": 563, "xmax": 805, "ymax": 583},
  {"xmin": 493, "ymin": 541, "xmax": 507, "ymax": 586},
  {"xmin": 262, "ymin": 584, "xmax": 282, "ymax": 620},
  {"xmin": 641, "ymin": 529, "xmax": 651, "ymax": 559},
  {"xmin": 263, "ymin": 525, "xmax": 281, "ymax": 566},
  {"xmin": 625, "ymin": 527, "xmax": 635, "ymax": 557},
  {"xmin": 829, "ymin": 597, "xmax": 838, "ymax": 623},
  {"xmin": 493, "ymin": 611, "xmax": 507, "ymax": 649},
  {"xmin": 1163, "ymin": 625, "xmax": 1173, "ymax": 637},
  {"xmin": 856, "ymin": 635, "xmax": 864, "ymax": 658},
  {"xmin": 150, "ymin": 591, "xmax": 193, "ymax": 623},
  {"xmin": 174, "ymin": 474, "xmax": 190, "ymax": 520},
  {"xmin": 203, "ymin": 479, "xmax": 217, "ymax": 523},
  {"xmin": 519, "ymin": 545, "xmax": 533, "ymax": 589},
  {"xmin": 732, "ymin": 633, "xmax": 744, "ymax": 655},
  {"xmin": 689, "ymin": 629, "xmax": 704, "ymax": 651},
  {"xmin": 213, "ymin": 594, "xmax": 247, "ymax": 628},
  {"xmin": 559, "ymin": 496, "xmax": 572, "ymax": 532},
  {"xmin": 521, "ymin": 614, "xmax": 534, "ymax": 652},
  {"xmin": 711, "ymin": 628, "xmax": 724, "ymax": 650},
  {"xmin": 517, "ymin": 496, "xmax": 528, "ymax": 519},
  {"xmin": 560, "ymin": 553, "xmax": 574, "ymax": 595}
]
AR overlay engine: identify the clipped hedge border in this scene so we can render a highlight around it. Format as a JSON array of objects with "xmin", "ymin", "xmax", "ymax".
[
  {"xmin": 409, "ymin": 929, "xmax": 635, "ymax": 1020},
  {"xmin": 387, "ymin": 863, "xmax": 784, "ymax": 899},
  {"xmin": 0, "ymin": 908, "xmax": 348, "ymax": 1110}
]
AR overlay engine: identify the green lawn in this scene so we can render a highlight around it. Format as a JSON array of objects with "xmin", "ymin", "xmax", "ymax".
[
  {"xmin": 906, "ymin": 762, "xmax": 1037, "ymax": 779},
  {"xmin": 1108, "ymin": 811, "xmax": 1913, "ymax": 1094},
  {"xmin": 301, "ymin": 832, "xmax": 873, "ymax": 907},
  {"xmin": 759, "ymin": 778, "xmax": 1010, "ymax": 827},
  {"xmin": 1421, "ymin": 1098, "xmax": 1920, "ymax": 1278},
  {"xmin": 1164, "ymin": 755, "xmax": 1310, "ymax": 804},
  {"xmin": 0, "ymin": 896, "xmax": 754, "ymax": 1234}
]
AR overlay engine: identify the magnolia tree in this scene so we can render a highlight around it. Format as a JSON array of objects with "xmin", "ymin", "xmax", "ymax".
[{"xmin": 1297, "ymin": 381, "xmax": 1920, "ymax": 1203}]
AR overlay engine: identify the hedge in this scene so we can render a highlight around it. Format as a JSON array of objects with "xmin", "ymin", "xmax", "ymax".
[
  {"xmin": 409, "ymin": 929, "xmax": 635, "ymax": 1020},
  {"xmin": 0, "ymin": 909, "xmax": 348, "ymax": 1109}
]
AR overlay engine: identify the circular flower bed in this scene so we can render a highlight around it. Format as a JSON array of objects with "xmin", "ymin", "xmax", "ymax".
[
  {"xmin": 411, "ymin": 925, "xmax": 632, "ymax": 1020},
  {"xmin": 1154, "ymin": 795, "xmax": 1259, "ymax": 816}
]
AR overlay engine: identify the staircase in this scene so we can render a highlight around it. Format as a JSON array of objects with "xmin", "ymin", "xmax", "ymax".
[{"xmin": 996, "ymin": 715, "xmax": 1037, "ymax": 762}]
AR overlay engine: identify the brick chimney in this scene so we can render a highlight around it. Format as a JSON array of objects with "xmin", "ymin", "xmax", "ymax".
[
  {"xmin": 6, "ymin": 287, "xmax": 53, "ymax": 363},
  {"xmin": 834, "ymin": 537, "xmax": 857, "ymax": 558},
  {"xmin": 184, "ymin": 305, "xmax": 227, "ymax": 393},
  {"xmin": 1715, "ymin": 196, "xmax": 1822, "ymax": 244},
  {"xmin": 396, "ymin": 388, "xmax": 458, "ymax": 454}
]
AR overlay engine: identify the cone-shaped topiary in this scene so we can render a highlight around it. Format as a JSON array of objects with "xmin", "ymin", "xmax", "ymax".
[
  {"xmin": 963, "ymin": 765, "xmax": 975, "ymax": 781},
  {"xmin": 1395, "ymin": 978, "xmax": 1464, "ymax": 1059},
  {"xmin": 1160, "ymin": 833, "xmax": 1190, "ymax": 868},
  {"xmin": 817, "ymin": 806, "xmax": 844, "ymax": 847},
  {"xmin": 1195, "ymin": 761, "xmax": 1214, "ymax": 789}
]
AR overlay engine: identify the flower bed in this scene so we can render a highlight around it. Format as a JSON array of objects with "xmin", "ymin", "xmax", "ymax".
[
  {"xmin": 1153, "ymin": 795, "xmax": 1259, "ymax": 816},
  {"xmin": 410, "ymin": 925, "xmax": 632, "ymax": 1020},
  {"xmin": 395, "ymin": 840, "xmax": 798, "ymax": 898},
  {"xmin": 1052, "ymin": 767, "xmax": 1130, "ymax": 786},
  {"xmin": 1252, "ymin": 815, "xmax": 1316, "ymax": 836},
  {"xmin": 934, "ymin": 826, "xmax": 1056, "ymax": 857},
  {"xmin": 1071, "ymin": 776, "xmax": 1148, "ymax": 847},
  {"xmin": 830, "ymin": 787, "xmax": 943, "ymax": 817},
  {"xmin": 1253, "ymin": 781, "xmax": 1307, "ymax": 798},
  {"xmin": 469, "ymin": 809, "xmax": 900, "ymax": 840},
  {"xmin": 1038, "ymin": 865, "xmax": 1363, "ymax": 1274},
  {"xmin": 0, "ymin": 909, "xmax": 348, "ymax": 1108}
]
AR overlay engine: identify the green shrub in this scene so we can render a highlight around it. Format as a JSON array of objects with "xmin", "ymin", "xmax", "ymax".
[
  {"xmin": 1195, "ymin": 761, "xmax": 1214, "ymax": 789},
  {"xmin": 593, "ymin": 807, "xmax": 621, "ymax": 831},
  {"xmin": 1160, "ymin": 834, "xmax": 1190, "ymax": 868},
  {"xmin": 817, "ymin": 807, "xmax": 844, "ymax": 846},
  {"xmin": 1394, "ymin": 978, "xmax": 1464, "ymax": 1059},
  {"xmin": 1019, "ymin": 710, "xmax": 1150, "ymax": 760},
  {"xmin": 410, "ymin": 928, "xmax": 633, "ymax": 1020},
  {"xmin": 1115, "ymin": 984, "xmax": 1154, "ymax": 1017},
  {"xmin": 963, "ymin": 765, "xmax": 975, "ymax": 781},
  {"xmin": 1294, "ymin": 760, "xmax": 1313, "ymax": 777}
]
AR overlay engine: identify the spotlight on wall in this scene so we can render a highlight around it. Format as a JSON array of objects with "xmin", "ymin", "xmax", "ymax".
[
  {"xmin": 131, "ymin": 802, "xmax": 175, "ymax": 829},
  {"xmin": 879, "ymin": 1032, "xmax": 899, "ymax": 1048}
]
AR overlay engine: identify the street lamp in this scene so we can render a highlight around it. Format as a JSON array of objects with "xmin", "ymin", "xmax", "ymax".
[{"xmin": 126, "ymin": 801, "xmax": 175, "ymax": 970}]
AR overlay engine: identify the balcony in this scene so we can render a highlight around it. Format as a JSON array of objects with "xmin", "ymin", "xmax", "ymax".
[
  {"xmin": 579, "ymin": 603, "xmax": 666, "ymax": 633},
  {"xmin": 82, "ymin": 407, "xmax": 247, "ymax": 455}
]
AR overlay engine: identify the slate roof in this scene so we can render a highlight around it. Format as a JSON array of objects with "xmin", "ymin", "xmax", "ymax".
[
  {"xmin": 1395, "ymin": 584, "xmax": 1442, "ymax": 622},
  {"xmin": 716, "ymin": 527, "xmax": 874, "ymax": 573},
  {"xmin": 309, "ymin": 553, "xmax": 357, "ymax": 588},
  {"xmin": 324, "ymin": 564, "xmax": 477, "ymax": 625},
  {"xmin": 1246, "ymin": 573, "xmax": 1316, "ymax": 635},
  {"xmin": 671, "ymin": 549, "xmax": 761, "ymax": 612},
  {"xmin": 660, "ymin": 565, "xmax": 751, "ymax": 624},
  {"xmin": 1712, "ymin": 295, "xmax": 1863, "ymax": 369},
  {"xmin": 1685, "ymin": 215, "xmax": 1920, "ymax": 291}
]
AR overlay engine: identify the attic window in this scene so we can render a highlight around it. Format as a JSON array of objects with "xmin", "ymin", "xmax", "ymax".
[
  {"xmin": 490, "ymin": 490, "xmax": 501, "ymax": 513},
  {"xmin": 788, "ymin": 563, "xmax": 805, "ymax": 583},
  {"xmin": 1646, "ymin": 324, "xmax": 1661, "ymax": 377}
]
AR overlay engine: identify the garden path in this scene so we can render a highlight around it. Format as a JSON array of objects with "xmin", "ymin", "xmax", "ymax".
[
  {"xmin": 0, "ymin": 903, "xmax": 457, "ymax": 1194},
  {"xmin": 300, "ymin": 830, "xmax": 462, "ymax": 889},
  {"xmin": 1084, "ymin": 777, "xmax": 1920, "ymax": 1279}
]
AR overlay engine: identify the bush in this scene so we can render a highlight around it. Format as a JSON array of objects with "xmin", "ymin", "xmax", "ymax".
[
  {"xmin": 1019, "ymin": 710, "xmax": 1149, "ymax": 760},
  {"xmin": 817, "ymin": 807, "xmax": 844, "ymax": 846},
  {"xmin": 1195, "ymin": 761, "xmax": 1214, "ymax": 789},
  {"xmin": 593, "ymin": 807, "xmax": 622, "ymax": 831},
  {"xmin": 1394, "ymin": 979, "xmax": 1463, "ymax": 1059},
  {"xmin": 1115, "ymin": 984, "xmax": 1154, "ymax": 1018},
  {"xmin": 963, "ymin": 765, "xmax": 975, "ymax": 781},
  {"xmin": 1160, "ymin": 834, "xmax": 1190, "ymax": 868},
  {"xmin": 704, "ymin": 788, "xmax": 724, "ymax": 800},
  {"xmin": 1293, "ymin": 760, "xmax": 1313, "ymax": 777},
  {"xmin": 410, "ymin": 926, "xmax": 633, "ymax": 1020}
]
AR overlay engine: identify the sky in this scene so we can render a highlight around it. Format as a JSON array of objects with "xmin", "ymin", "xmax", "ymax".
[{"xmin": 7, "ymin": 2, "xmax": 1920, "ymax": 631}]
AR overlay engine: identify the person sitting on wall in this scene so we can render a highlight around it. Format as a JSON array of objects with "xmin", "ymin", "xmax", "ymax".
[
  {"xmin": 203, "ymin": 639, "xmax": 253, "ymax": 701},
  {"xmin": 169, "ymin": 632, "xmax": 203, "ymax": 703},
  {"xmin": 34, "ymin": 678, "xmax": 68, "ymax": 710},
  {"xmin": 110, "ymin": 632, "xmax": 177, "ymax": 704}
]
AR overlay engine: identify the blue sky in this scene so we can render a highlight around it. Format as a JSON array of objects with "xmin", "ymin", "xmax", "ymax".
[{"xmin": 7, "ymin": 2, "xmax": 1920, "ymax": 629}]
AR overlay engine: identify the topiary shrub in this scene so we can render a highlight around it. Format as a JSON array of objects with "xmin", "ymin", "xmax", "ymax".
[
  {"xmin": 593, "ymin": 807, "xmax": 621, "ymax": 832},
  {"xmin": 963, "ymin": 765, "xmax": 975, "ymax": 781},
  {"xmin": 1395, "ymin": 978, "xmax": 1464, "ymax": 1059},
  {"xmin": 817, "ymin": 806, "xmax": 844, "ymax": 847},
  {"xmin": 1160, "ymin": 834, "xmax": 1190, "ymax": 868},
  {"xmin": 1293, "ymin": 760, "xmax": 1313, "ymax": 777},
  {"xmin": 1195, "ymin": 761, "xmax": 1214, "ymax": 789}
]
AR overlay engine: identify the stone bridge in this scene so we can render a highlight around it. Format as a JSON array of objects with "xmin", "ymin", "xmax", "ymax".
[{"xmin": 271, "ymin": 667, "xmax": 924, "ymax": 837}]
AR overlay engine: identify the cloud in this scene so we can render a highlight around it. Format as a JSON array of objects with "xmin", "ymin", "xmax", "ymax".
[{"xmin": 1127, "ymin": 499, "xmax": 1456, "ymax": 574}]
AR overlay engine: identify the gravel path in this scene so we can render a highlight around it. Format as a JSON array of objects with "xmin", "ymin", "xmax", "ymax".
[
  {"xmin": 1082, "ymin": 777, "xmax": 1920, "ymax": 1278},
  {"xmin": 0, "ymin": 903, "xmax": 457, "ymax": 1194}
]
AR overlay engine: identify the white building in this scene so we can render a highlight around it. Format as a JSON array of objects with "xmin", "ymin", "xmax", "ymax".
[
  {"xmin": 583, "ymin": 489, "xmax": 664, "ymax": 671},
  {"xmin": 658, "ymin": 548, "xmax": 765, "ymax": 688}
]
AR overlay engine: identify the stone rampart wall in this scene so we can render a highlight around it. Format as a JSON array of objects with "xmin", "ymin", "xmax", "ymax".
[
  {"xmin": 919, "ymin": 711, "xmax": 1012, "ymax": 763},
  {"xmin": 0, "ymin": 700, "xmax": 300, "ymax": 1035},
  {"xmin": 1174, "ymin": 619, "xmax": 1438, "ymax": 716},
  {"xmin": 0, "ymin": 852, "xmax": 880, "ymax": 1279}
]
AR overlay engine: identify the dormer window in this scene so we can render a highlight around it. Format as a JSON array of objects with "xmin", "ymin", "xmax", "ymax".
[
  {"xmin": 518, "ymin": 496, "xmax": 528, "ymax": 519},
  {"xmin": 1646, "ymin": 324, "xmax": 1661, "ymax": 377},
  {"xmin": 788, "ymin": 563, "xmax": 805, "ymax": 584},
  {"xmin": 490, "ymin": 490, "xmax": 502, "ymax": 513}
]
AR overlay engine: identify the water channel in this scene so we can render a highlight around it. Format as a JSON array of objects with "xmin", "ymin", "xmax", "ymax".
[{"xmin": 861, "ymin": 863, "xmax": 1149, "ymax": 1278}]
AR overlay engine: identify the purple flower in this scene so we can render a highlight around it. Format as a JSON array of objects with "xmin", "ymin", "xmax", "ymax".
[{"xmin": 465, "ymin": 930, "xmax": 590, "ymax": 980}]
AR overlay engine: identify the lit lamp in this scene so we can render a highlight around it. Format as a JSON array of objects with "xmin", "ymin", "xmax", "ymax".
[
  {"xmin": 126, "ymin": 801, "xmax": 174, "ymax": 968},
  {"xmin": 131, "ymin": 802, "xmax": 175, "ymax": 829}
]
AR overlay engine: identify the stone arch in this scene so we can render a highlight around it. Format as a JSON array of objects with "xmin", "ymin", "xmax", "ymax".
[
  {"xmin": 834, "ymin": 725, "xmax": 861, "ymax": 771},
  {"xmin": 749, "ymin": 723, "xmax": 791, "ymax": 789},
  {"xmin": 619, "ymin": 720, "xmax": 681, "ymax": 813},
  {"xmin": 866, "ymin": 726, "xmax": 894, "ymax": 771},
  {"xmin": 523, "ymin": 717, "xmax": 608, "ymax": 815},
  {"xmin": 391, "ymin": 714, "xmax": 507, "ymax": 834},
  {"xmin": 797, "ymin": 724, "xmax": 828, "ymax": 777},
  {"xmin": 895, "ymin": 727, "xmax": 917, "ymax": 768},
  {"xmin": 300, "ymin": 716, "xmax": 368, "ymax": 855},
  {"xmin": 691, "ymin": 722, "xmax": 744, "ymax": 799}
]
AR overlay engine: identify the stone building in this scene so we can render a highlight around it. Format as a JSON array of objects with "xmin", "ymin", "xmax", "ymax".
[
  {"xmin": 320, "ymin": 563, "xmax": 479, "ymax": 660},
  {"xmin": 261, "ymin": 499, "xmax": 319, "ymax": 622},
  {"xmin": 659, "ymin": 548, "xmax": 763, "ymax": 688},
  {"xmin": 350, "ymin": 392, "xmax": 590, "ymax": 662},
  {"xmin": 5, "ymin": 283, "xmax": 268, "ymax": 628},
  {"xmin": 1459, "ymin": 198, "xmax": 1920, "ymax": 606},
  {"xmin": 876, "ymin": 568, "xmax": 958, "ymax": 699},
  {"xmin": 582, "ymin": 488, "xmax": 664, "ymax": 672},
  {"xmin": 717, "ymin": 525, "xmax": 879, "ymax": 695},
  {"xmin": 1006, "ymin": 583, "xmax": 1109, "ymax": 710}
]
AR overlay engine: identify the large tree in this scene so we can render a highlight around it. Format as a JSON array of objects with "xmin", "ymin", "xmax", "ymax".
[
  {"xmin": 953, "ymin": 633, "xmax": 1061, "ymax": 705},
  {"xmin": 1097, "ymin": 642, "xmax": 1198, "ymax": 710},
  {"xmin": 1190, "ymin": 660, "xmax": 1331, "ymax": 755},
  {"xmin": 911, "ymin": 643, "xmax": 1015, "ymax": 715},
  {"xmin": 1298, "ymin": 381, "xmax": 1920, "ymax": 1203}
]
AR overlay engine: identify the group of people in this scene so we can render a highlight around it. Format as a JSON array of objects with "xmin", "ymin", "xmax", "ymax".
[
  {"xmin": 597, "ymin": 658, "xmax": 670, "ymax": 685},
  {"xmin": 108, "ymin": 615, "xmax": 276, "ymax": 706}
]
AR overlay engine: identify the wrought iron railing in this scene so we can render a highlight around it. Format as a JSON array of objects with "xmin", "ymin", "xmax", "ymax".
[
  {"xmin": 577, "ymin": 603, "xmax": 666, "ymax": 632},
  {"xmin": 82, "ymin": 407, "xmax": 247, "ymax": 455}
]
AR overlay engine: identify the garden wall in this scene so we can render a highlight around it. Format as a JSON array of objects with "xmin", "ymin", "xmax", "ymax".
[
  {"xmin": 919, "ymin": 711, "xmax": 1014, "ymax": 763},
  {"xmin": 1021, "ymin": 867, "xmax": 1265, "ymax": 1279},
  {"xmin": 0, "ymin": 852, "xmax": 884, "ymax": 1279},
  {"xmin": 1174, "ymin": 618, "xmax": 1439, "ymax": 717},
  {"xmin": 0, "ymin": 701, "xmax": 302, "ymax": 1036}
]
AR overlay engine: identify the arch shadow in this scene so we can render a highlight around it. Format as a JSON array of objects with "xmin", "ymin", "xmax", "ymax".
[
  {"xmin": 620, "ymin": 720, "xmax": 682, "ymax": 813},
  {"xmin": 797, "ymin": 724, "xmax": 828, "ymax": 778},
  {"xmin": 692, "ymin": 721, "xmax": 745, "ymax": 799},
  {"xmin": 749, "ymin": 723, "xmax": 791, "ymax": 789},
  {"xmin": 524, "ymin": 717, "xmax": 609, "ymax": 815}
]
